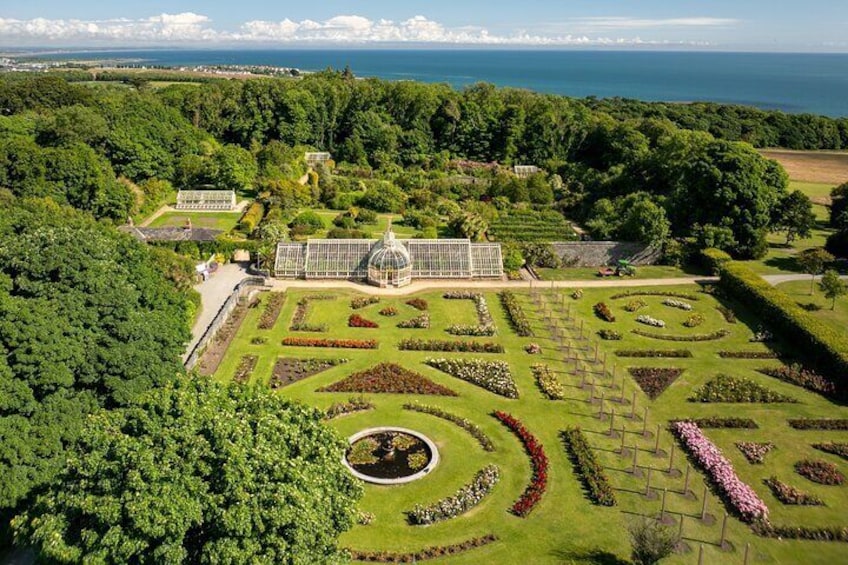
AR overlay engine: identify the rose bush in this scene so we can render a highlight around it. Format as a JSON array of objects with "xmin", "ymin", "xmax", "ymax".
[
  {"xmin": 493, "ymin": 411, "xmax": 548, "ymax": 517},
  {"xmin": 408, "ymin": 465, "xmax": 501, "ymax": 525},
  {"xmin": 426, "ymin": 358, "xmax": 519, "ymax": 398}
]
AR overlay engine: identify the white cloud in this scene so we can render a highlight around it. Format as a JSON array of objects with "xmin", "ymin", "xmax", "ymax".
[{"xmin": 0, "ymin": 13, "xmax": 725, "ymax": 45}]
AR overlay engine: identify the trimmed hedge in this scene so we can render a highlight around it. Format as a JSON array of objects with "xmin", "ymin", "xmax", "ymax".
[
  {"xmin": 720, "ymin": 261, "xmax": 848, "ymax": 392},
  {"xmin": 701, "ymin": 247, "xmax": 732, "ymax": 275},
  {"xmin": 238, "ymin": 201, "xmax": 265, "ymax": 233}
]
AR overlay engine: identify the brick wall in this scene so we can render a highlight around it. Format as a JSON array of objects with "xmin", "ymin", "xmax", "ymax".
[{"xmin": 550, "ymin": 241, "xmax": 661, "ymax": 267}]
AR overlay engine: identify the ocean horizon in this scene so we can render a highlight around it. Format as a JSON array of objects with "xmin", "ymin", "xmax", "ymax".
[{"xmin": 20, "ymin": 48, "xmax": 848, "ymax": 117}]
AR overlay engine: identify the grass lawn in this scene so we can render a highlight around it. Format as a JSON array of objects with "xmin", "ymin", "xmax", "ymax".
[
  {"xmin": 775, "ymin": 279, "xmax": 848, "ymax": 332},
  {"xmin": 210, "ymin": 286, "xmax": 848, "ymax": 564},
  {"xmin": 310, "ymin": 209, "xmax": 425, "ymax": 239},
  {"xmin": 147, "ymin": 211, "xmax": 242, "ymax": 231},
  {"xmin": 536, "ymin": 264, "xmax": 706, "ymax": 281}
]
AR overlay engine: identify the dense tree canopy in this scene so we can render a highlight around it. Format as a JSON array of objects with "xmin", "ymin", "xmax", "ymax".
[
  {"xmin": 13, "ymin": 379, "xmax": 362, "ymax": 564},
  {"xmin": 0, "ymin": 194, "xmax": 190, "ymax": 509}
]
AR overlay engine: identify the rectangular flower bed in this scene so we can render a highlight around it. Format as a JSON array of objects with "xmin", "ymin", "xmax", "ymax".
[
  {"xmin": 615, "ymin": 350, "xmax": 692, "ymax": 358},
  {"xmin": 757, "ymin": 364, "xmax": 836, "ymax": 397},
  {"xmin": 532, "ymin": 364, "xmax": 565, "ymax": 400},
  {"xmin": 398, "ymin": 339, "xmax": 504, "ymax": 353},
  {"xmin": 562, "ymin": 427, "xmax": 616, "ymax": 506},
  {"xmin": 671, "ymin": 420, "xmax": 768, "ymax": 523},
  {"xmin": 499, "ymin": 291, "xmax": 533, "ymax": 337},
  {"xmin": 788, "ymin": 419, "xmax": 848, "ymax": 430},
  {"xmin": 689, "ymin": 375, "xmax": 797, "ymax": 403},
  {"xmin": 257, "ymin": 292, "xmax": 286, "ymax": 330},
  {"xmin": 281, "ymin": 337, "xmax": 378, "ymax": 349}
]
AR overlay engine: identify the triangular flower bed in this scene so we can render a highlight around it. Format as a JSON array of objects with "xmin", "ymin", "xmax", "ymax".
[
  {"xmin": 628, "ymin": 367, "xmax": 684, "ymax": 400},
  {"xmin": 270, "ymin": 358, "xmax": 348, "ymax": 389},
  {"xmin": 318, "ymin": 363, "xmax": 458, "ymax": 396}
]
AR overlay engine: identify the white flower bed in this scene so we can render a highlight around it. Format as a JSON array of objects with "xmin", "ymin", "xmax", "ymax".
[
  {"xmin": 444, "ymin": 292, "xmax": 496, "ymax": 336},
  {"xmin": 425, "ymin": 358, "xmax": 519, "ymax": 398},
  {"xmin": 663, "ymin": 298, "xmax": 693, "ymax": 311},
  {"xmin": 636, "ymin": 314, "xmax": 666, "ymax": 328},
  {"xmin": 408, "ymin": 465, "xmax": 500, "ymax": 525}
]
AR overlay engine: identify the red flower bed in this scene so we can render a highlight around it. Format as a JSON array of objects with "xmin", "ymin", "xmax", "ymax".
[
  {"xmin": 348, "ymin": 314, "xmax": 379, "ymax": 328},
  {"xmin": 281, "ymin": 337, "xmax": 377, "ymax": 349},
  {"xmin": 628, "ymin": 367, "xmax": 684, "ymax": 400},
  {"xmin": 493, "ymin": 411, "xmax": 548, "ymax": 517},
  {"xmin": 318, "ymin": 363, "xmax": 458, "ymax": 396}
]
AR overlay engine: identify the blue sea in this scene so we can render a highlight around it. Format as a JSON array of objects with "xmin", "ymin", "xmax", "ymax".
[{"xmin": 26, "ymin": 49, "xmax": 848, "ymax": 117}]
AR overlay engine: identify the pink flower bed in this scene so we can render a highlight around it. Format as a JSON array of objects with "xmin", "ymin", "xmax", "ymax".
[{"xmin": 671, "ymin": 421, "xmax": 768, "ymax": 523}]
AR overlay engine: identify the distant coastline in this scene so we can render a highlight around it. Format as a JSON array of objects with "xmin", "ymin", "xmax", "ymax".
[{"xmin": 10, "ymin": 48, "xmax": 848, "ymax": 117}]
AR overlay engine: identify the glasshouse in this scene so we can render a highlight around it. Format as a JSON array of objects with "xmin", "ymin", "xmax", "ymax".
[
  {"xmin": 274, "ymin": 229, "xmax": 503, "ymax": 287},
  {"xmin": 175, "ymin": 189, "xmax": 237, "ymax": 210}
]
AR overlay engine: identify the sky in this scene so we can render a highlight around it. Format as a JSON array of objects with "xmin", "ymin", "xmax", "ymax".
[{"xmin": 0, "ymin": 1, "xmax": 846, "ymax": 52}]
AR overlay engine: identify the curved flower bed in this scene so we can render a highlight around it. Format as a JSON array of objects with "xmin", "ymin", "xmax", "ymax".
[
  {"xmin": 499, "ymin": 291, "xmax": 533, "ymax": 336},
  {"xmin": 562, "ymin": 427, "xmax": 616, "ymax": 506},
  {"xmin": 671, "ymin": 420, "xmax": 768, "ymax": 523},
  {"xmin": 663, "ymin": 298, "xmax": 693, "ymax": 311},
  {"xmin": 610, "ymin": 290, "xmax": 700, "ymax": 301},
  {"xmin": 403, "ymin": 403, "xmax": 494, "ymax": 451},
  {"xmin": 426, "ymin": 358, "xmax": 519, "ymax": 398},
  {"xmin": 281, "ymin": 337, "xmax": 377, "ymax": 349},
  {"xmin": 493, "ymin": 411, "xmax": 548, "ymax": 517},
  {"xmin": 408, "ymin": 465, "xmax": 501, "ymax": 525},
  {"xmin": 347, "ymin": 534, "xmax": 498, "ymax": 563}
]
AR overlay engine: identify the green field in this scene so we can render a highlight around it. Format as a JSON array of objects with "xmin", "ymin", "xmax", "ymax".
[
  {"xmin": 776, "ymin": 279, "xmax": 848, "ymax": 333},
  {"xmin": 537, "ymin": 265, "xmax": 705, "ymax": 281},
  {"xmin": 147, "ymin": 211, "xmax": 242, "ymax": 231},
  {"xmin": 209, "ymin": 286, "xmax": 848, "ymax": 564}
]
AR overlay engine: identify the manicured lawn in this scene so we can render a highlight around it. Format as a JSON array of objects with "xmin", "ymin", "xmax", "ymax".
[
  {"xmin": 147, "ymin": 211, "xmax": 242, "ymax": 231},
  {"xmin": 537, "ymin": 264, "xmax": 704, "ymax": 281},
  {"xmin": 775, "ymin": 279, "xmax": 848, "ymax": 333},
  {"xmin": 309, "ymin": 209, "xmax": 423, "ymax": 239},
  {"xmin": 210, "ymin": 286, "xmax": 848, "ymax": 564}
]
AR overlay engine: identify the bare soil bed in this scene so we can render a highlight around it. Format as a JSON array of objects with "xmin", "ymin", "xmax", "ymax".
[{"xmin": 759, "ymin": 149, "xmax": 848, "ymax": 186}]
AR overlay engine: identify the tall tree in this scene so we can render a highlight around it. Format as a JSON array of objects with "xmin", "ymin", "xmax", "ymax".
[
  {"xmin": 819, "ymin": 269, "xmax": 847, "ymax": 310},
  {"xmin": 13, "ymin": 379, "xmax": 362, "ymax": 564},
  {"xmin": 773, "ymin": 189, "xmax": 816, "ymax": 245}
]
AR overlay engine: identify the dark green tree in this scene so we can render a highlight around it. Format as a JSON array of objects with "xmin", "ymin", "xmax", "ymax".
[
  {"xmin": 796, "ymin": 247, "xmax": 834, "ymax": 295},
  {"xmin": 820, "ymin": 270, "xmax": 847, "ymax": 310},
  {"xmin": 13, "ymin": 379, "xmax": 361, "ymax": 564},
  {"xmin": 773, "ymin": 189, "xmax": 816, "ymax": 245}
]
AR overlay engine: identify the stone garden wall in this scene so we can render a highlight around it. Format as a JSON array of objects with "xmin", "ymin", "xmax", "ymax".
[{"xmin": 551, "ymin": 241, "xmax": 661, "ymax": 267}]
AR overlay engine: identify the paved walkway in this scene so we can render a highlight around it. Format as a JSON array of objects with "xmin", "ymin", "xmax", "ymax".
[{"xmin": 184, "ymin": 262, "xmax": 251, "ymax": 361}]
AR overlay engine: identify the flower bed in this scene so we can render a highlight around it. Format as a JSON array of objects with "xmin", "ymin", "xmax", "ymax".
[
  {"xmin": 405, "ymin": 298, "xmax": 428, "ymax": 311},
  {"xmin": 397, "ymin": 312, "xmax": 430, "ymax": 329},
  {"xmin": 346, "ymin": 534, "xmax": 498, "ymax": 563},
  {"xmin": 398, "ymin": 339, "xmax": 504, "ymax": 353},
  {"xmin": 571, "ymin": 289, "xmax": 583, "ymax": 300},
  {"xmin": 562, "ymin": 427, "xmax": 617, "ymax": 506},
  {"xmin": 753, "ymin": 523, "xmax": 848, "ymax": 542},
  {"xmin": 407, "ymin": 465, "xmax": 501, "ymax": 525},
  {"xmin": 318, "ymin": 363, "xmax": 458, "ymax": 396},
  {"xmin": 493, "ymin": 411, "xmax": 548, "ymax": 517},
  {"xmin": 403, "ymin": 403, "xmax": 495, "ymax": 451},
  {"xmin": 290, "ymin": 295, "xmax": 335, "ymax": 332},
  {"xmin": 624, "ymin": 299, "xmax": 647, "ymax": 312},
  {"xmin": 718, "ymin": 351, "xmax": 779, "ymax": 359},
  {"xmin": 233, "ymin": 354, "xmax": 258, "ymax": 384},
  {"xmin": 598, "ymin": 329, "xmax": 622, "ymax": 340},
  {"xmin": 270, "ymin": 358, "xmax": 348, "ymax": 389},
  {"xmin": 628, "ymin": 367, "xmax": 684, "ymax": 400},
  {"xmin": 525, "ymin": 343, "xmax": 542, "ymax": 354},
  {"xmin": 671, "ymin": 421, "xmax": 768, "ymax": 523},
  {"xmin": 351, "ymin": 295, "xmax": 380, "ymax": 309},
  {"xmin": 611, "ymin": 290, "xmax": 700, "ymax": 301},
  {"xmin": 379, "ymin": 306, "xmax": 398, "ymax": 317},
  {"xmin": 795, "ymin": 459, "xmax": 845, "ymax": 485},
  {"xmin": 757, "ymin": 364, "xmax": 836, "ymax": 397},
  {"xmin": 426, "ymin": 358, "xmax": 519, "ymax": 398},
  {"xmin": 444, "ymin": 291, "xmax": 495, "ymax": 336},
  {"xmin": 499, "ymin": 291, "xmax": 533, "ymax": 336},
  {"xmin": 663, "ymin": 298, "xmax": 693, "ymax": 311},
  {"xmin": 788, "ymin": 419, "xmax": 848, "ymax": 430},
  {"xmin": 764, "ymin": 477, "xmax": 824, "ymax": 506},
  {"xmin": 736, "ymin": 442, "xmax": 775, "ymax": 464},
  {"xmin": 689, "ymin": 375, "xmax": 798, "ymax": 403},
  {"xmin": 349, "ymin": 313, "xmax": 379, "ymax": 328},
  {"xmin": 690, "ymin": 417, "xmax": 759, "ymax": 429},
  {"xmin": 257, "ymin": 292, "xmax": 286, "ymax": 330},
  {"xmin": 631, "ymin": 329, "xmax": 730, "ymax": 341},
  {"xmin": 532, "ymin": 364, "xmax": 564, "ymax": 400},
  {"xmin": 615, "ymin": 349, "xmax": 692, "ymax": 358},
  {"xmin": 636, "ymin": 314, "xmax": 665, "ymax": 328},
  {"xmin": 813, "ymin": 442, "xmax": 848, "ymax": 461},
  {"xmin": 281, "ymin": 337, "xmax": 378, "ymax": 349},
  {"xmin": 324, "ymin": 396, "xmax": 374, "ymax": 420},
  {"xmin": 593, "ymin": 302, "xmax": 616, "ymax": 322},
  {"xmin": 717, "ymin": 305, "xmax": 737, "ymax": 323},
  {"xmin": 684, "ymin": 314, "xmax": 705, "ymax": 327}
]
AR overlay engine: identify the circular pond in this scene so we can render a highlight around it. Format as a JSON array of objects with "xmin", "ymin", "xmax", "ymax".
[{"xmin": 344, "ymin": 427, "xmax": 440, "ymax": 485}]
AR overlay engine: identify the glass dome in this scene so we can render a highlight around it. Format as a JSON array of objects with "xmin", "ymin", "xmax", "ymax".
[{"xmin": 368, "ymin": 229, "xmax": 413, "ymax": 287}]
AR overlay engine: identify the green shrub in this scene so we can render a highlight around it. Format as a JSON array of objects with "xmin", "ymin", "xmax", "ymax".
[
  {"xmin": 720, "ymin": 261, "xmax": 848, "ymax": 390},
  {"xmin": 701, "ymin": 247, "xmax": 732, "ymax": 274},
  {"xmin": 289, "ymin": 210, "xmax": 325, "ymax": 235},
  {"xmin": 238, "ymin": 201, "xmax": 265, "ymax": 233}
]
